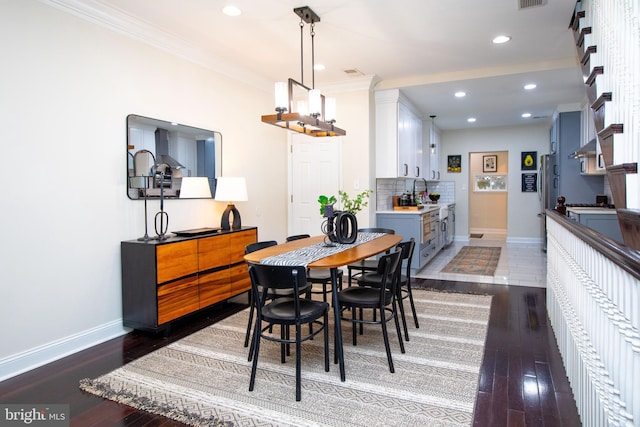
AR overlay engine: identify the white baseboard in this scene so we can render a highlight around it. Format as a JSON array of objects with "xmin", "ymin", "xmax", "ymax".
[
  {"xmin": 0, "ymin": 320, "xmax": 128, "ymax": 382},
  {"xmin": 506, "ymin": 236, "xmax": 544, "ymax": 245}
]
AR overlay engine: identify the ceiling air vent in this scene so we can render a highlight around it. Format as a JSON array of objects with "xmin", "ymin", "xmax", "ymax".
[
  {"xmin": 343, "ymin": 68, "xmax": 364, "ymax": 77},
  {"xmin": 519, "ymin": 0, "xmax": 545, "ymax": 9}
]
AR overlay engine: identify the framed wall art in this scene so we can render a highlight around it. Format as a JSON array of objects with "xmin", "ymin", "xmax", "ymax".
[
  {"xmin": 483, "ymin": 155, "xmax": 497, "ymax": 172},
  {"xmin": 447, "ymin": 155, "xmax": 461, "ymax": 173},
  {"xmin": 521, "ymin": 151, "xmax": 537, "ymax": 170}
]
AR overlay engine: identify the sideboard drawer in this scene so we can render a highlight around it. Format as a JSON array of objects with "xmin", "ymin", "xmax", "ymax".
[
  {"xmin": 199, "ymin": 269, "xmax": 231, "ymax": 307},
  {"xmin": 229, "ymin": 262, "xmax": 251, "ymax": 294},
  {"xmin": 199, "ymin": 235, "xmax": 231, "ymax": 271},
  {"xmin": 157, "ymin": 276, "xmax": 199, "ymax": 324},
  {"xmin": 157, "ymin": 240, "xmax": 198, "ymax": 283}
]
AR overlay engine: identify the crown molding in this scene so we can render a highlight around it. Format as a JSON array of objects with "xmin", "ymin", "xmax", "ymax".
[{"xmin": 38, "ymin": 0, "xmax": 273, "ymax": 92}]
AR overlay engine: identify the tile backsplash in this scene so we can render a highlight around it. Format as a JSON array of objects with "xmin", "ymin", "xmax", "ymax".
[{"xmin": 376, "ymin": 178, "xmax": 456, "ymax": 210}]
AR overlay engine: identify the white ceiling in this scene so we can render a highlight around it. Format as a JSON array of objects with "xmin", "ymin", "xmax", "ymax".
[{"xmin": 58, "ymin": 0, "xmax": 586, "ymax": 130}]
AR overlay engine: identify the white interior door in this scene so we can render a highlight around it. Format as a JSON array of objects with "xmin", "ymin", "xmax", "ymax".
[{"xmin": 289, "ymin": 134, "xmax": 342, "ymax": 237}]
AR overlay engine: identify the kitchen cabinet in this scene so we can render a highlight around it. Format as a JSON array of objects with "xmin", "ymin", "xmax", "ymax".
[
  {"xmin": 551, "ymin": 111, "xmax": 604, "ymax": 204},
  {"xmin": 375, "ymin": 89, "xmax": 423, "ymax": 178},
  {"xmin": 377, "ymin": 208, "xmax": 440, "ymax": 274},
  {"xmin": 426, "ymin": 119, "xmax": 440, "ymax": 180},
  {"xmin": 121, "ymin": 227, "xmax": 257, "ymax": 333},
  {"xmin": 566, "ymin": 208, "xmax": 622, "ymax": 243}
]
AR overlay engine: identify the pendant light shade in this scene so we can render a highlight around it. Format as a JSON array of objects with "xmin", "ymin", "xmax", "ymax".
[
  {"xmin": 261, "ymin": 6, "xmax": 346, "ymax": 137},
  {"xmin": 275, "ymin": 82, "xmax": 288, "ymax": 112},
  {"xmin": 309, "ymin": 89, "xmax": 322, "ymax": 117}
]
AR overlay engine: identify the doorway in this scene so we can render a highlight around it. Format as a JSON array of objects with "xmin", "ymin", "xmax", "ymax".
[
  {"xmin": 289, "ymin": 134, "xmax": 342, "ymax": 237},
  {"xmin": 468, "ymin": 151, "xmax": 508, "ymax": 238}
]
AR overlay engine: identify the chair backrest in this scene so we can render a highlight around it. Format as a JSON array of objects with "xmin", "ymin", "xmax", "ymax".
[
  {"xmin": 374, "ymin": 250, "xmax": 402, "ymax": 301},
  {"xmin": 245, "ymin": 240, "xmax": 277, "ymax": 254},
  {"xmin": 248, "ymin": 264, "xmax": 308, "ymax": 312},
  {"xmin": 357, "ymin": 228, "xmax": 395, "ymax": 234},
  {"xmin": 286, "ymin": 234, "xmax": 311, "ymax": 242},
  {"xmin": 396, "ymin": 238, "xmax": 416, "ymax": 278}
]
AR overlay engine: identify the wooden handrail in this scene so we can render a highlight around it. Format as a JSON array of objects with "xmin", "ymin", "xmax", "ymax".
[{"xmin": 547, "ymin": 209, "xmax": 640, "ymax": 280}]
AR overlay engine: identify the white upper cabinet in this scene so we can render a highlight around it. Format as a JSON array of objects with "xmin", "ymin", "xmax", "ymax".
[
  {"xmin": 375, "ymin": 89, "xmax": 423, "ymax": 178},
  {"xmin": 426, "ymin": 119, "xmax": 440, "ymax": 180}
]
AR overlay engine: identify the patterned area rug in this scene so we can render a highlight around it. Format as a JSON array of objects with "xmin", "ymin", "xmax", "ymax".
[
  {"xmin": 440, "ymin": 246, "xmax": 501, "ymax": 276},
  {"xmin": 80, "ymin": 290, "xmax": 492, "ymax": 426}
]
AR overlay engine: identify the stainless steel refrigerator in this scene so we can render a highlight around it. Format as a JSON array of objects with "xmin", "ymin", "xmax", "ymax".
[{"xmin": 538, "ymin": 154, "xmax": 557, "ymax": 251}]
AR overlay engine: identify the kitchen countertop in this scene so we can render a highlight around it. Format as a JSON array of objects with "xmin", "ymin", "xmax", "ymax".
[
  {"xmin": 566, "ymin": 207, "xmax": 617, "ymax": 215},
  {"xmin": 377, "ymin": 205, "xmax": 443, "ymax": 214}
]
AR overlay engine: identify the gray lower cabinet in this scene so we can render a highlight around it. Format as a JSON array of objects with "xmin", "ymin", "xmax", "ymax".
[
  {"xmin": 567, "ymin": 210, "xmax": 623, "ymax": 243},
  {"xmin": 377, "ymin": 209, "xmax": 439, "ymax": 274}
]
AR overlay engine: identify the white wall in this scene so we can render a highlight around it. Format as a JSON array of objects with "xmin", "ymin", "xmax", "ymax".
[
  {"xmin": 0, "ymin": 0, "xmax": 289, "ymax": 379},
  {"xmin": 439, "ymin": 123, "xmax": 550, "ymax": 242}
]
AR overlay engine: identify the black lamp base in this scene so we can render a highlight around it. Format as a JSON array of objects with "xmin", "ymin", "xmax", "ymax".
[{"xmin": 221, "ymin": 203, "xmax": 242, "ymax": 231}]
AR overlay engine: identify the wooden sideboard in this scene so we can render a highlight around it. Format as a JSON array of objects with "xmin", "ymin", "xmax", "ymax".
[{"xmin": 121, "ymin": 227, "xmax": 257, "ymax": 332}]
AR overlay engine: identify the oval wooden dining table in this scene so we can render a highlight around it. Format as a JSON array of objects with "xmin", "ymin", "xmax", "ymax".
[{"xmin": 244, "ymin": 233, "xmax": 402, "ymax": 381}]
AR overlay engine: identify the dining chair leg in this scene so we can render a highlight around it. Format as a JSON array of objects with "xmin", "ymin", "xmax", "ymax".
[
  {"xmin": 396, "ymin": 287, "xmax": 410, "ymax": 341},
  {"xmin": 244, "ymin": 303, "xmax": 255, "ymax": 348},
  {"xmin": 393, "ymin": 301, "xmax": 406, "ymax": 354},
  {"xmin": 351, "ymin": 307, "xmax": 358, "ymax": 346},
  {"xmin": 406, "ymin": 285, "xmax": 420, "ymax": 328},
  {"xmin": 379, "ymin": 306, "xmax": 395, "ymax": 373},
  {"xmin": 323, "ymin": 313, "xmax": 330, "ymax": 372},
  {"xmin": 249, "ymin": 320, "xmax": 262, "ymax": 391},
  {"xmin": 295, "ymin": 323, "xmax": 302, "ymax": 401}
]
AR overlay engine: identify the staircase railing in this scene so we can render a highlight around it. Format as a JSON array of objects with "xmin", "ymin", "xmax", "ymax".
[{"xmin": 569, "ymin": 0, "xmax": 640, "ymax": 250}]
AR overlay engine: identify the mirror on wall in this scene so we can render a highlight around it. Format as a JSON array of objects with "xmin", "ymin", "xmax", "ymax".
[{"xmin": 127, "ymin": 114, "xmax": 222, "ymax": 200}]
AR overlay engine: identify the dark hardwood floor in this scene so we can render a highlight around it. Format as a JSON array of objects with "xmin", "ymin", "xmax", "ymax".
[{"xmin": 0, "ymin": 280, "xmax": 581, "ymax": 426}]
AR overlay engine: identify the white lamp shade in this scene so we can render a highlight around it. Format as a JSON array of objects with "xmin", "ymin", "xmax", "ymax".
[
  {"xmin": 179, "ymin": 177, "xmax": 212, "ymax": 198},
  {"xmin": 214, "ymin": 177, "xmax": 248, "ymax": 202},
  {"xmin": 309, "ymin": 89, "xmax": 322, "ymax": 116},
  {"xmin": 325, "ymin": 97, "xmax": 336, "ymax": 122},
  {"xmin": 274, "ymin": 81, "xmax": 288, "ymax": 111}
]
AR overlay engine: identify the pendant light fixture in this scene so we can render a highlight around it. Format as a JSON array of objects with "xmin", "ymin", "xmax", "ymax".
[{"xmin": 261, "ymin": 6, "xmax": 346, "ymax": 137}]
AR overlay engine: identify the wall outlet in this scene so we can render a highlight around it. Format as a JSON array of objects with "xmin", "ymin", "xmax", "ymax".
[{"xmin": 353, "ymin": 179, "xmax": 360, "ymax": 190}]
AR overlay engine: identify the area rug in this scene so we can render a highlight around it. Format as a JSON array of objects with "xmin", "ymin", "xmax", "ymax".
[
  {"xmin": 80, "ymin": 290, "xmax": 492, "ymax": 427},
  {"xmin": 440, "ymin": 246, "xmax": 501, "ymax": 276}
]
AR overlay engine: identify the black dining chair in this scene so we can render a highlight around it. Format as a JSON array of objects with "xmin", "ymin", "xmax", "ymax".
[
  {"xmin": 346, "ymin": 228, "xmax": 395, "ymax": 285},
  {"xmin": 286, "ymin": 234, "xmax": 343, "ymax": 302},
  {"xmin": 337, "ymin": 250, "xmax": 405, "ymax": 373},
  {"xmin": 358, "ymin": 239, "xmax": 418, "ymax": 342},
  {"xmin": 243, "ymin": 241, "xmax": 313, "ymax": 353},
  {"xmin": 248, "ymin": 263, "xmax": 330, "ymax": 401}
]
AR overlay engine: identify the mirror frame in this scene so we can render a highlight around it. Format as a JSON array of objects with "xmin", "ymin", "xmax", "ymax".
[{"xmin": 126, "ymin": 114, "xmax": 222, "ymax": 200}]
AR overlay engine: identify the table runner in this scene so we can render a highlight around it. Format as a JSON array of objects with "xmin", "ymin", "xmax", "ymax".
[{"xmin": 260, "ymin": 232, "xmax": 385, "ymax": 266}]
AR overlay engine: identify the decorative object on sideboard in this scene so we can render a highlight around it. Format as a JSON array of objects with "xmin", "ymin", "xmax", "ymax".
[
  {"xmin": 261, "ymin": 6, "xmax": 346, "ymax": 137},
  {"xmin": 154, "ymin": 163, "xmax": 170, "ymax": 240},
  {"xmin": 215, "ymin": 177, "xmax": 248, "ymax": 231},
  {"xmin": 131, "ymin": 149, "xmax": 156, "ymax": 241}
]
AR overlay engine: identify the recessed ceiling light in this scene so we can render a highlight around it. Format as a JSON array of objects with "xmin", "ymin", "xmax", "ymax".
[
  {"xmin": 313, "ymin": 64, "xmax": 326, "ymax": 71},
  {"xmin": 492, "ymin": 35, "xmax": 511, "ymax": 44},
  {"xmin": 454, "ymin": 91, "xmax": 466, "ymax": 98},
  {"xmin": 522, "ymin": 113, "xmax": 532, "ymax": 118},
  {"xmin": 467, "ymin": 117, "xmax": 476, "ymax": 123},
  {"xmin": 524, "ymin": 83, "xmax": 537, "ymax": 90},
  {"xmin": 222, "ymin": 5, "xmax": 242, "ymax": 16}
]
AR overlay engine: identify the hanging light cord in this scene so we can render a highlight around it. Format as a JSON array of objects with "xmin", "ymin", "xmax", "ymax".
[
  {"xmin": 299, "ymin": 19, "xmax": 304, "ymax": 86},
  {"xmin": 310, "ymin": 21, "xmax": 316, "ymax": 89}
]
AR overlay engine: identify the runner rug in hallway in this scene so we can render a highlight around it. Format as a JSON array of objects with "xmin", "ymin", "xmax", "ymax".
[
  {"xmin": 80, "ymin": 290, "xmax": 492, "ymax": 427},
  {"xmin": 440, "ymin": 246, "xmax": 501, "ymax": 276}
]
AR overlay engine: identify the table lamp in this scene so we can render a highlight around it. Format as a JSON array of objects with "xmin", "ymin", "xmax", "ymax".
[
  {"xmin": 214, "ymin": 177, "xmax": 248, "ymax": 230},
  {"xmin": 179, "ymin": 177, "xmax": 213, "ymax": 199}
]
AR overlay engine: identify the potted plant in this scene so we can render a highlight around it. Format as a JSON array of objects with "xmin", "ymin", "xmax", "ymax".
[{"xmin": 317, "ymin": 190, "xmax": 371, "ymax": 244}]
